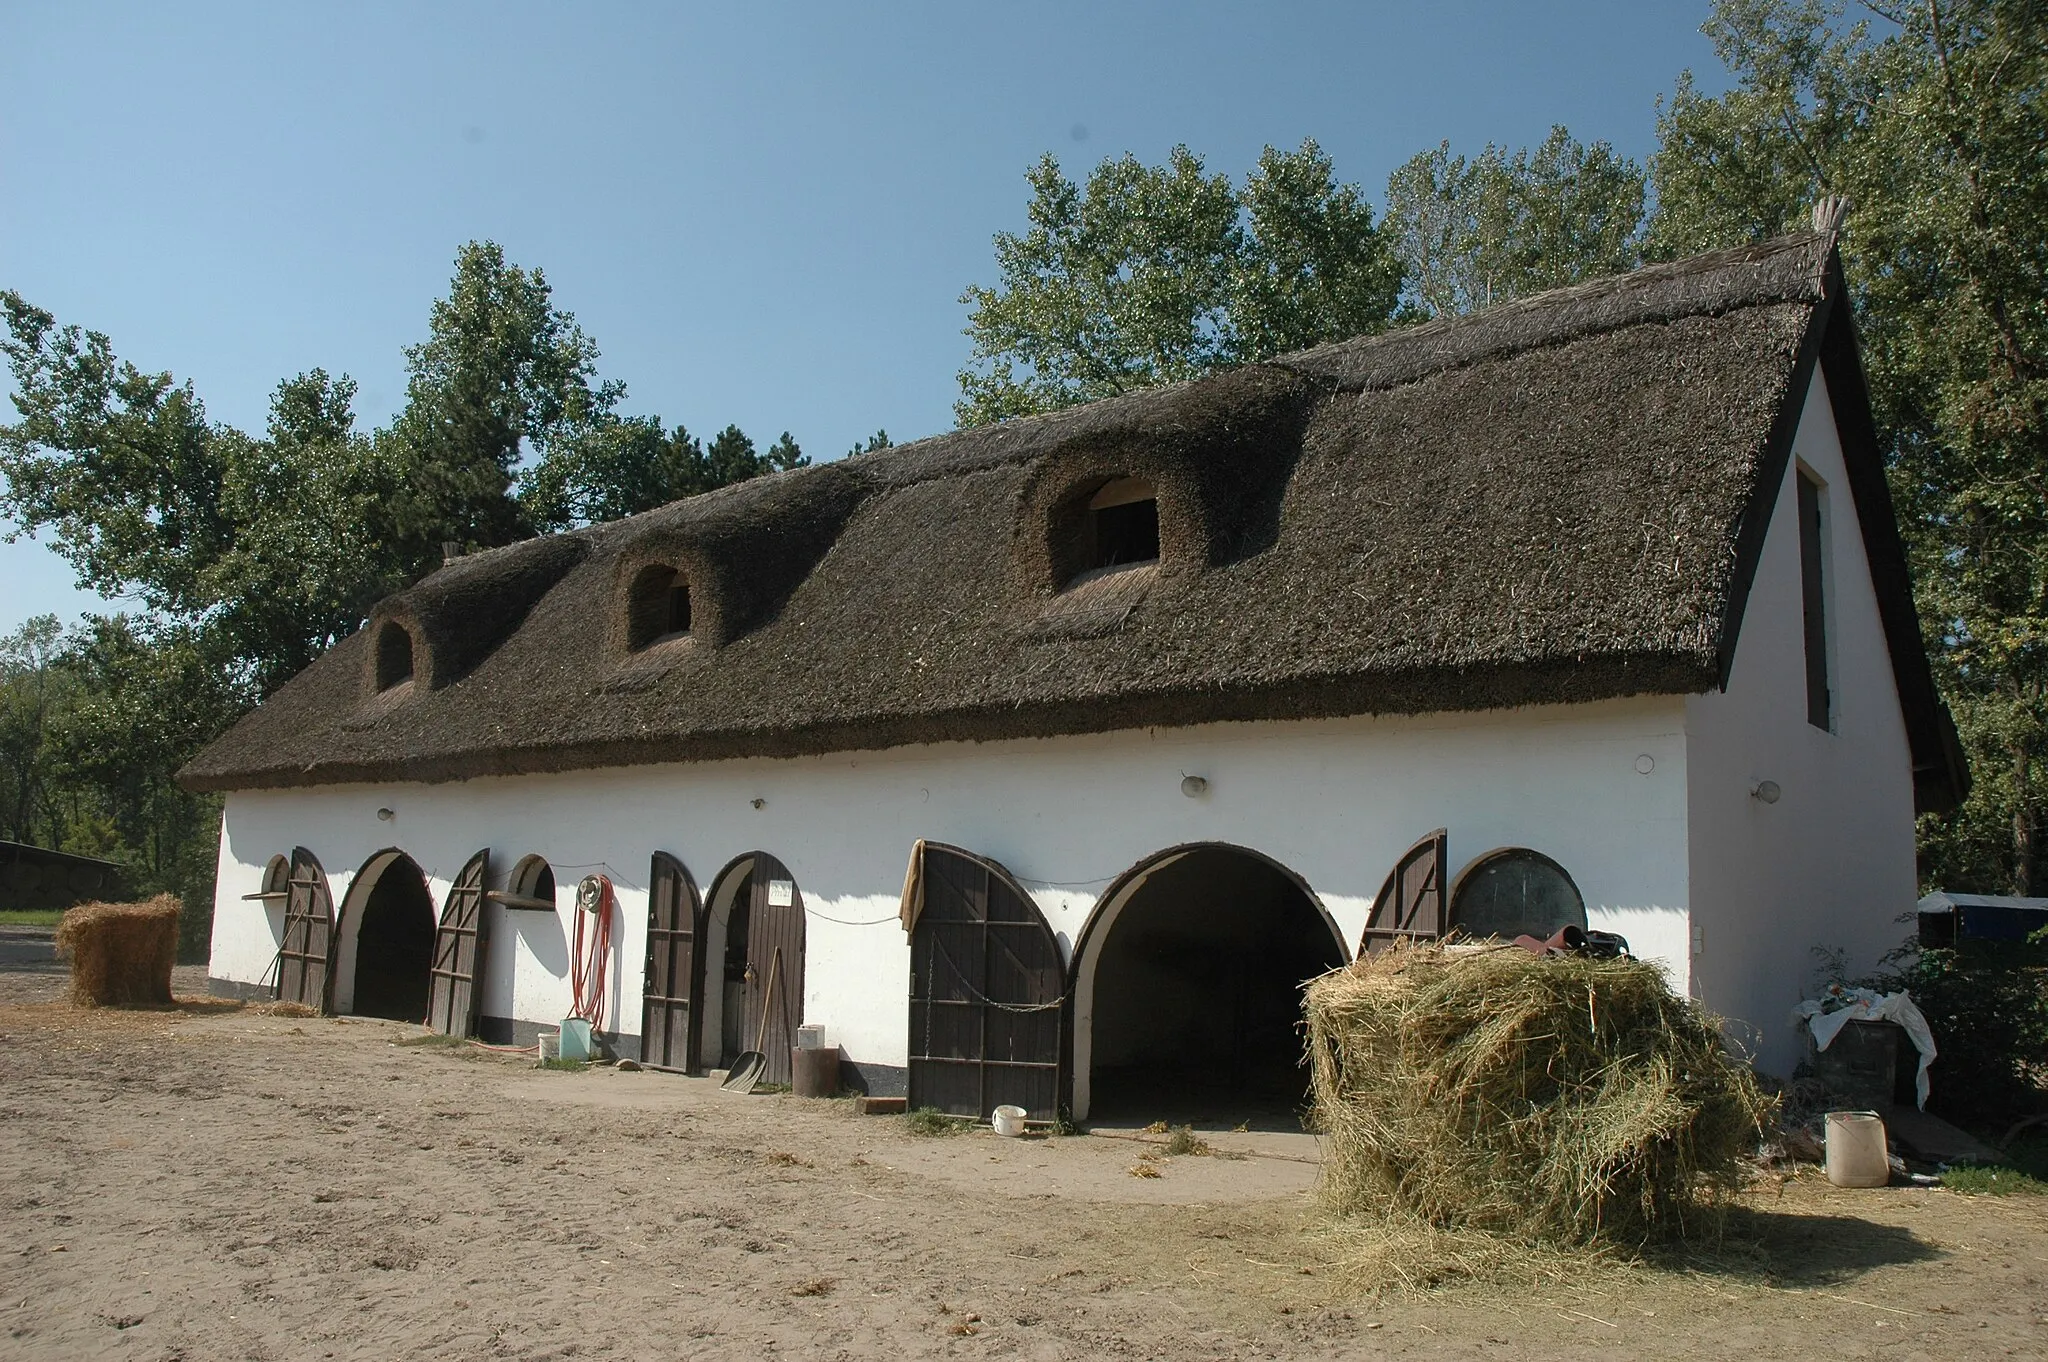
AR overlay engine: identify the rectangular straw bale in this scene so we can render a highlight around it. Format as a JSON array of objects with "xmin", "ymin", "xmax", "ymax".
[
  {"xmin": 53, "ymin": 895, "xmax": 181, "ymax": 1007},
  {"xmin": 1305, "ymin": 941, "xmax": 1773, "ymax": 1247}
]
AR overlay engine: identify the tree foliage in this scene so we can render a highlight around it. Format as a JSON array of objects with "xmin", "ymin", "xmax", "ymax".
[
  {"xmin": 1649, "ymin": 0, "xmax": 2048, "ymax": 893},
  {"xmin": 955, "ymin": 139, "xmax": 1401, "ymax": 424},
  {"xmin": 1383, "ymin": 126, "xmax": 1648, "ymax": 317},
  {"xmin": 3, "ymin": 242, "xmax": 852, "ymax": 951}
]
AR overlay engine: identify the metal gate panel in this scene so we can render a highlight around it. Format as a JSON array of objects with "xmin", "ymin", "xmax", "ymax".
[
  {"xmin": 742, "ymin": 853, "xmax": 805, "ymax": 1088},
  {"xmin": 641, "ymin": 851, "xmax": 700, "ymax": 1071},
  {"xmin": 276, "ymin": 847, "xmax": 333, "ymax": 1011},
  {"xmin": 428, "ymin": 849, "xmax": 490, "ymax": 1037},
  {"xmin": 908, "ymin": 843, "xmax": 1063, "ymax": 1121}
]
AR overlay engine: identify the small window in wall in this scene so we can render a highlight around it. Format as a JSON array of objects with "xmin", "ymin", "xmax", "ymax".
[
  {"xmin": 627, "ymin": 564, "xmax": 692, "ymax": 650},
  {"xmin": 1797, "ymin": 467, "xmax": 1831, "ymax": 731},
  {"xmin": 375, "ymin": 621, "xmax": 414, "ymax": 691},
  {"xmin": 1449, "ymin": 849, "xmax": 1586, "ymax": 942},
  {"xmin": 489, "ymin": 855, "xmax": 558, "ymax": 911},
  {"xmin": 244, "ymin": 854, "xmax": 292, "ymax": 901},
  {"xmin": 1088, "ymin": 478, "xmax": 1159, "ymax": 571}
]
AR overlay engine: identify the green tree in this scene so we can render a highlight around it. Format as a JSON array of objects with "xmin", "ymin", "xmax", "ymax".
[
  {"xmin": 1649, "ymin": 0, "xmax": 2048, "ymax": 892},
  {"xmin": 382, "ymin": 241, "xmax": 619, "ymax": 553},
  {"xmin": 956, "ymin": 139, "xmax": 1400, "ymax": 424},
  {"xmin": 521, "ymin": 419, "xmax": 810, "ymax": 531},
  {"xmin": 1384, "ymin": 125, "xmax": 1647, "ymax": 318},
  {"xmin": 0, "ymin": 614, "xmax": 69, "ymax": 846}
]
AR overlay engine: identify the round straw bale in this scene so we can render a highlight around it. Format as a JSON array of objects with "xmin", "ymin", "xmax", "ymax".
[
  {"xmin": 52, "ymin": 895, "xmax": 181, "ymax": 1008},
  {"xmin": 1305, "ymin": 941, "xmax": 1773, "ymax": 1248}
]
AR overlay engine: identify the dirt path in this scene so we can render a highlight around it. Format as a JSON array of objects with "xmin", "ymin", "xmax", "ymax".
[{"xmin": 1, "ymin": 959, "xmax": 2044, "ymax": 1361}]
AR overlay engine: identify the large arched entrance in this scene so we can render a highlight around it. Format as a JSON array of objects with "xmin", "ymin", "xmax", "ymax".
[
  {"xmin": 336, "ymin": 850, "xmax": 437, "ymax": 1023},
  {"xmin": 1071, "ymin": 843, "xmax": 1347, "ymax": 1124}
]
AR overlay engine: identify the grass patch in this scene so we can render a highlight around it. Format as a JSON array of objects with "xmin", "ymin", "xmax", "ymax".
[
  {"xmin": 0, "ymin": 909, "xmax": 64, "ymax": 927},
  {"xmin": 538, "ymin": 1057, "xmax": 587, "ymax": 1071},
  {"xmin": 904, "ymin": 1106, "xmax": 967, "ymax": 1136},
  {"xmin": 1942, "ymin": 1162, "xmax": 2047, "ymax": 1196},
  {"xmin": 1164, "ymin": 1124, "xmax": 1211, "ymax": 1157}
]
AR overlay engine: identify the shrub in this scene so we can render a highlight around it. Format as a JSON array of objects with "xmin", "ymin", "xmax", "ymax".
[{"xmin": 1862, "ymin": 930, "xmax": 2048, "ymax": 1125}]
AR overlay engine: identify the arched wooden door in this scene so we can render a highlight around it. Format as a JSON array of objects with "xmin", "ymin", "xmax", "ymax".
[
  {"xmin": 428, "ymin": 850, "xmax": 490, "ymax": 1037},
  {"xmin": 908, "ymin": 843, "xmax": 1064, "ymax": 1121},
  {"xmin": 1359, "ymin": 829, "xmax": 1447, "ymax": 956},
  {"xmin": 276, "ymin": 847, "xmax": 334, "ymax": 1011},
  {"xmin": 641, "ymin": 851, "xmax": 701, "ymax": 1071},
  {"xmin": 742, "ymin": 853, "xmax": 805, "ymax": 1088}
]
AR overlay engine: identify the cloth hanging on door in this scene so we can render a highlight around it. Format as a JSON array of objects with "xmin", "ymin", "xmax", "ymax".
[{"xmin": 898, "ymin": 839, "xmax": 928, "ymax": 935}]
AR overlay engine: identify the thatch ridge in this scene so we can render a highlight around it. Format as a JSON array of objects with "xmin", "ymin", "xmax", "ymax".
[{"xmin": 179, "ymin": 233, "xmax": 1963, "ymax": 804}]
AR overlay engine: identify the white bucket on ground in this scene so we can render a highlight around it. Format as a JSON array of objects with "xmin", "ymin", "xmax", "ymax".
[
  {"xmin": 558, "ymin": 1018, "xmax": 593, "ymax": 1062},
  {"xmin": 538, "ymin": 1030, "xmax": 560, "ymax": 1063},
  {"xmin": 991, "ymin": 1104, "xmax": 1027, "ymax": 1137},
  {"xmin": 1825, "ymin": 1109, "xmax": 1890, "ymax": 1187}
]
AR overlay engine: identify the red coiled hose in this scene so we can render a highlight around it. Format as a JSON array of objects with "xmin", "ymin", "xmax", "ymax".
[{"xmin": 570, "ymin": 874, "xmax": 614, "ymax": 1031}]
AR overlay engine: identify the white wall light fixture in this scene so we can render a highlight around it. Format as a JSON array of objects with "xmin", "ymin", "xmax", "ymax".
[
  {"xmin": 1180, "ymin": 774, "xmax": 1209, "ymax": 798},
  {"xmin": 1750, "ymin": 780, "xmax": 1782, "ymax": 804}
]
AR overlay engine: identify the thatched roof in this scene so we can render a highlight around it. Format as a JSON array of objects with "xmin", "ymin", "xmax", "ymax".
[{"xmin": 180, "ymin": 231, "xmax": 1967, "ymax": 812}]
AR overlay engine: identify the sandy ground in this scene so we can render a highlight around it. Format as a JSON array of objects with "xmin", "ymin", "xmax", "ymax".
[{"xmin": 2, "ymin": 934, "xmax": 2046, "ymax": 1361}]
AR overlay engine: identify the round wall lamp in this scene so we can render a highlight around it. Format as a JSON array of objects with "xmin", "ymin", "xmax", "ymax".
[
  {"xmin": 1750, "ymin": 780, "xmax": 1782, "ymax": 804},
  {"xmin": 376, "ymin": 807, "xmax": 396, "ymax": 822},
  {"xmin": 1180, "ymin": 774, "xmax": 1209, "ymax": 798}
]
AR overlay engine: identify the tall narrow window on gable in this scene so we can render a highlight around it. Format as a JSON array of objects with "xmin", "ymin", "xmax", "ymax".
[
  {"xmin": 1088, "ymin": 478, "xmax": 1159, "ymax": 571},
  {"xmin": 1798, "ymin": 468, "xmax": 1832, "ymax": 731}
]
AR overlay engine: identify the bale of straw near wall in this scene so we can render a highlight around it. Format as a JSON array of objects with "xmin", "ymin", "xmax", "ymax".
[
  {"xmin": 53, "ymin": 895, "xmax": 180, "ymax": 1008},
  {"xmin": 1305, "ymin": 942, "xmax": 1773, "ymax": 1247}
]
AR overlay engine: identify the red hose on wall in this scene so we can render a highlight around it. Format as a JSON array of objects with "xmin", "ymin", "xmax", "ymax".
[{"xmin": 570, "ymin": 874, "xmax": 614, "ymax": 1032}]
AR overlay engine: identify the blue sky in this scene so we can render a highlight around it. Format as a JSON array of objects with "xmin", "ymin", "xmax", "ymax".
[{"xmin": 0, "ymin": 2, "xmax": 1727, "ymax": 632}]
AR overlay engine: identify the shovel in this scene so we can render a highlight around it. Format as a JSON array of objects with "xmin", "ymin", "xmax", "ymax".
[{"xmin": 720, "ymin": 946, "xmax": 782, "ymax": 1093}]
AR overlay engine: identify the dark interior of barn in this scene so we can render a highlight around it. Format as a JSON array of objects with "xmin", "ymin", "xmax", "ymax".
[{"xmin": 1088, "ymin": 848, "xmax": 1345, "ymax": 1126}]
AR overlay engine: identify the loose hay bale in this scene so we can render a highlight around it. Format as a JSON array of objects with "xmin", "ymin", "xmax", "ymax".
[
  {"xmin": 53, "ymin": 895, "xmax": 180, "ymax": 1008},
  {"xmin": 1306, "ymin": 942, "xmax": 1773, "ymax": 1250}
]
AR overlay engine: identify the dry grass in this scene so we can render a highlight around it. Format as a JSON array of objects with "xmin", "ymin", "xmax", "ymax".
[
  {"xmin": 1306, "ymin": 941, "xmax": 1773, "ymax": 1266},
  {"xmin": 53, "ymin": 896, "xmax": 180, "ymax": 1008}
]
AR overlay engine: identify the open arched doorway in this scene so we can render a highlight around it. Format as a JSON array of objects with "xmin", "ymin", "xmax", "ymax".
[
  {"xmin": 695, "ymin": 852, "xmax": 806, "ymax": 1086},
  {"xmin": 1070, "ymin": 843, "xmax": 1347, "ymax": 1124},
  {"xmin": 333, "ymin": 849, "xmax": 437, "ymax": 1022}
]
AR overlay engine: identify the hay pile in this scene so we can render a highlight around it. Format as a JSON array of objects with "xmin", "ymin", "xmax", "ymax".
[
  {"xmin": 1306, "ymin": 942, "xmax": 1772, "ymax": 1249},
  {"xmin": 53, "ymin": 895, "xmax": 181, "ymax": 1007}
]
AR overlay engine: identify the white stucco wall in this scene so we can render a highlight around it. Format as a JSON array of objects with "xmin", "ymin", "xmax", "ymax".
[
  {"xmin": 210, "ymin": 696, "xmax": 1693, "ymax": 1082},
  {"xmin": 1684, "ymin": 369, "xmax": 1920, "ymax": 1075}
]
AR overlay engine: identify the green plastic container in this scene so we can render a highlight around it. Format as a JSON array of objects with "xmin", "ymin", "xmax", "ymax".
[{"xmin": 559, "ymin": 1018, "xmax": 594, "ymax": 1062}]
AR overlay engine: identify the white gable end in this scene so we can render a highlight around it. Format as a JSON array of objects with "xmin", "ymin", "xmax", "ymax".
[{"xmin": 1684, "ymin": 368, "xmax": 1918, "ymax": 1073}]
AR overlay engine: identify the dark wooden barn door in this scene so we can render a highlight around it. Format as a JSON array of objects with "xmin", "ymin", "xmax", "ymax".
[
  {"xmin": 641, "ymin": 852, "xmax": 700, "ymax": 1071},
  {"xmin": 428, "ymin": 850, "xmax": 491, "ymax": 1037},
  {"xmin": 276, "ymin": 847, "xmax": 333, "ymax": 1011},
  {"xmin": 742, "ymin": 853, "xmax": 806, "ymax": 1088},
  {"xmin": 1359, "ymin": 829, "xmax": 1447, "ymax": 956},
  {"xmin": 908, "ymin": 844, "xmax": 1064, "ymax": 1121}
]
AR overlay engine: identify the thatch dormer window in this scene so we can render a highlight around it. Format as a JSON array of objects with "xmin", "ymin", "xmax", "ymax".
[
  {"xmin": 374, "ymin": 621, "xmax": 415, "ymax": 691},
  {"xmin": 1086, "ymin": 478, "xmax": 1160, "ymax": 572},
  {"xmin": 627, "ymin": 564, "xmax": 693, "ymax": 650}
]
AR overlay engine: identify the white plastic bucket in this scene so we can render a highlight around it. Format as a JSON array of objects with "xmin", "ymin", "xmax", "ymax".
[
  {"xmin": 991, "ymin": 1104, "xmax": 1027, "ymax": 1137},
  {"xmin": 538, "ymin": 1030, "xmax": 560, "ymax": 1063},
  {"xmin": 559, "ymin": 1017, "xmax": 594, "ymax": 1062},
  {"xmin": 1824, "ymin": 1110, "xmax": 1890, "ymax": 1187}
]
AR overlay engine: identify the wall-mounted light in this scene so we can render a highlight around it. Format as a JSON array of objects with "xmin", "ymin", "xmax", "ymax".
[
  {"xmin": 1750, "ymin": 780, "xmax": 1782, "ymax": 804},
  {"xmin": 1180, "ymin": 774, "xmax": 1209, "ymax": 798},
  {"xmin": 750, "ymin": 797, "xmax": 766, "ymax": 810},
  {"xmin": 376, "ymin": 807, "xmax": 396, "ymax": 822},
  {"xmin": 1634, "ymin": 754, "xmax": 1656, "ymax": 775}
]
